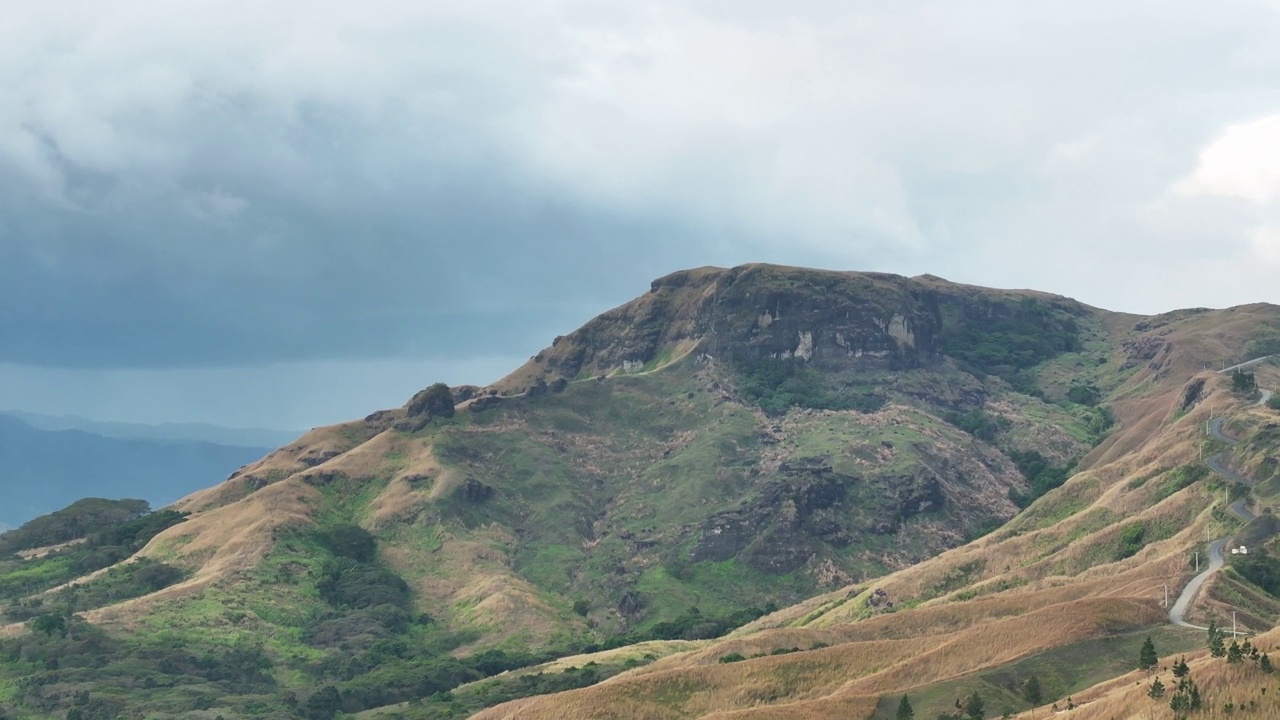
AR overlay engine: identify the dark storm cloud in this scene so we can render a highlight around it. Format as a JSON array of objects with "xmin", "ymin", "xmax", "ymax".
[{"xmin": 3, "ymin": 0, "xmax": 1280, "ymax": 379}]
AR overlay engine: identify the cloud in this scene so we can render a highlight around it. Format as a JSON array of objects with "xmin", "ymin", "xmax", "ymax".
[
  {"xmin": 2, "ymin": 0, "xmax": 1280, "ymax": 380},
  {"xmin": 1175, "ymin": 114, "xmax": 1280, "ymax": 203}
]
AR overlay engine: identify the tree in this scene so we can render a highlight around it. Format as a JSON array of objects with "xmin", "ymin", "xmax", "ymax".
[
  {"xmin": 1208, "ymin": 619, "xmax": 1226, "ymax": 657},
  {"xmin": 1232, "ymin": 370, "xmax": 1257, "ymax": 393},
  {"xmin": 1169, "ymin": 677, "xmax": 1202, "ymax": 717},
  {"xmin": 1172, "ymin": 657, "xmax": 1190, "ymax": 678},
  {"xmin": 1261, "ymin": 653, "xmax": 1275, "ymax": 674},
  {"xmin": 572, "ymin": 600, "xmax": 590, "ymax": 617},
  {"xmin": 1022, "ymin": 675, "xmax": 1043, "ymax": 705},
  {"xmin": 1148, "ymin": 677, "xmax": 1165, "ymax": 699},
  {"xmin": 964, "ymin": 691, "xmax": 985, "ymax": 720},
  {"xmin": 31, "ymin": 613, "xmax": 66, "ymax": 637},
  {"xmin": 1227, "ymin": 640, "xmax": 1245, "ymax": 664},
  {"xmin": 895, "ymin": 694, "xmax": 915, "ymax": 720},
  {"xmin": 1139, "ymin": 636, "xmax": 1159, "ymax": 671}
]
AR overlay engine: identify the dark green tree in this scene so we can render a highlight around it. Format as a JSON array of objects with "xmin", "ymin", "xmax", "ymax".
[
  {"xmin": 1232, "ymin": 370, "xmax": 1257, "ymax": 393},
  {"xmin": 964, "ymin": 691, "xmax": 985, "ymax": 720},
  {"xmin": 1169, "ymin": 677, "xmax": 1202, "ymax": 717},
  {"xmin": 1227, "ymin": 640, "xmax": 1245, "ymax": 664},
  {"xmin": 1148, "ymin": 677, "xmax": 1165, "ymax": 699},
  {"xmin": 1022, "ymin": 675, "xmax": 1043, "ymax": 705},
  {"xmin": 895, "ymin": 694, "xmax": 914, "ymax": 720},
  {"xmin": 1172, "ymin": 657, "xmax": 1190, "ymax": 678},
  {"xmin": 1261, "ymin": 653, "xmax": 1275, "ymax": 674},
  {"xmin": 30, "ymin": 613, "xmax": 66, "ymax": 637},
  {"xmin": 1139, "ymin": 636, "xmax": 1158, "ymax": 671},
  {"xmin": 1208, "ymin": 619, "xmax": 1226, "ymax": 657}
]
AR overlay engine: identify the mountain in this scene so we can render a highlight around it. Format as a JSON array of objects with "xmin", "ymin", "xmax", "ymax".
[
  {"xmin": 1, "ymin": 264, "xmax": 1279, "ymax": 720},
  {"xmin": 0, "ymin": 414, "xmax": 276, "ymax": 526},
  {"xmin": 0, "ymin": 410, "xmax": 301, "ymax": 448}
]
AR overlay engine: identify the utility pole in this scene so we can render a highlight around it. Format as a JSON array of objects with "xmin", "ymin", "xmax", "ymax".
[
  {"xmin": 1233, "ymin": 611, "xmax": 1238, "ymax": 638},
  {"xmin": 1164, "ymin": 584, "xmax": 1169, "ymax": 608},
  {"xmin": 1195, "ymin": 550, "xmax": 1199, "ymax": 573}
]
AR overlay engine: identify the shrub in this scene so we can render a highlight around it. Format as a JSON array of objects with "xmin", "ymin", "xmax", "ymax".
[
  {"xmin": 1116, "ymin": 523, "xmax": 1146, "ymax": 560},
  {"xmin": 944, "ymin": 408, "xmax": 1009, "ymax": 443}
]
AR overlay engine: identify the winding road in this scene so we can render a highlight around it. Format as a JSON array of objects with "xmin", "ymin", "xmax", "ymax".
[
  {"xmin": 1167, "ymin": 368, "xmax": 1273, "ymax": 628},
  {"xmin": 1169, "ymin": 538, "xmax": 1229, "ymax": 630}
]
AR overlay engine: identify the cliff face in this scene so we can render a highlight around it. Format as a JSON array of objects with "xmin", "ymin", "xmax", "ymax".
[{"xmin": 499, "ymin": 264, "xmax": 1091, "ymax": 395}]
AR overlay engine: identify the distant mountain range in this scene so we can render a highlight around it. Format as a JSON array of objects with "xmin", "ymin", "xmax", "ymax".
[
  {"xmin": 0, "ymin": 410, "xmax": 300, "ymax": 448},
  {"xmin": 0, "ymin": 413, "xmax": 288, "ymax": 527}
]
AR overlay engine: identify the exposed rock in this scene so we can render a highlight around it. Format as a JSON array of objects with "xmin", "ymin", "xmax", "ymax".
[
  {"xmin": 298, "ymin": 449, "xmax": 343, "ymax": 467},
  {"xmin": 617, "ymin": 591, "xmax": 645, "ymax": 617},
  {"xmin": 460, "ymin": 478, "xmax": 494, "ymax": 503},
  {"xmin": 1180, "ymin": 378, "xmax": 1207, "ymax": 411},
  {"xmin": 301, "ymin": 471, "xmax": 345, "ymax": 487}
]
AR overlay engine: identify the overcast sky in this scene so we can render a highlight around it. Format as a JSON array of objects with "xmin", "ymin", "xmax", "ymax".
[{"xmin": 3, "ymin": 0, "xmax": 1280, "ymax": 430}]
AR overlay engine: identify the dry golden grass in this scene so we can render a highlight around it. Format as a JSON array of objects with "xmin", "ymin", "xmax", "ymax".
[
  {"xmin": 473, "ymin": 598, "xmax": 1162, "ymax": 720},
  {"xmin": 1017, "ymin": 628, "xmax": 1280, "ymax": 719}
]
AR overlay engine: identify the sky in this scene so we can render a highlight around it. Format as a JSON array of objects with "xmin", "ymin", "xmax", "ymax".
[{"xmin": 2, "ymin": 0, "xmax": 1280, "ymax": 430}]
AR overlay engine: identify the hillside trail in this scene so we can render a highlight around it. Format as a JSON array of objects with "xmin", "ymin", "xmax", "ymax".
[{"xmin": 1168, "ymin": 366, "xmax": 1273, "ymax": 629}]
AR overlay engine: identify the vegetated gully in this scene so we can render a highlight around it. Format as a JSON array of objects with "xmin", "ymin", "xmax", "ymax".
[{"xmin": 1168, "ymin": 380, "xmax": 1273, "ymax": 629}]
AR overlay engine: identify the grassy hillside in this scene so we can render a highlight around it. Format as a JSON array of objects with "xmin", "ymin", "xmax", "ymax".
[{"xmin": 0, "ymin": 265, "xmax": 1277, "ymax": 719}]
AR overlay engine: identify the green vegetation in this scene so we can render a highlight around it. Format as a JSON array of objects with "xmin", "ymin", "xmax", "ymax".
[
  {"xmin": 1268, "ymin": 395, "xmax": 1280, "ymax": 412},
  {"xmin": 1115, "ymin": 523, "xmax": 1147, "ymax": 560},
  {"xmin": 1245, "ymin": 334, "xmax": 1280, "ymax": 359},
  {"xmin": 938, "ymin": 297, "xmax": 1082, "ymax": 386},
  {"xmin": 1138, "ymin": 636, "xmax": 1158, "ymax": 671},
  {"xmin": 1006, "ymin": 450, "xmax": 1073, "ymax": 508},
  {"xmin": 895, "ymin": 695, "xmax": 914, "ymax": 720},
  {"xmin": 0, "ymin": 497, "xmax": 151, "ymax": 554},
  {"xmin": 944, "ymin": 408, "xmax": 1009, "ymax": 443},
  {"xmin": 0, "ymin": 504, "xmax": 187, "ymax": 604},
  {"xmin": 1066, "ymin": 383, "xmax": 1101, "ymax": 406},
  {"xmin": 1152, "ymin": 465, "xmax": 1210, "ymax": 503},
  {"xmin": 6, "ymin": 558, "xmax": 186, "ymax": 621},
  {"xmin": 1231, "ymin": 552, "xmax": 1280, "ymax": 597},
  {"xmin": 1232, "ymin": 369, "xmax": 1257, "ymax": 393},
  {"xmin": 733, "ymin": 358, "xmax": 884, "ymax": 415}
]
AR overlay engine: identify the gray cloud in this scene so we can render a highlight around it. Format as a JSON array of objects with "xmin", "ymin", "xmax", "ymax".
[{"xmin": 3, "ymin": 1, "xmax": 1280, "ymax": 423}]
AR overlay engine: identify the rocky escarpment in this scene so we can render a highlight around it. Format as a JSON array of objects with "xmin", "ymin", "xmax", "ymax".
[{"xmin": 498, "ymin": 264, "xmax": 1091, "ymax": 395}]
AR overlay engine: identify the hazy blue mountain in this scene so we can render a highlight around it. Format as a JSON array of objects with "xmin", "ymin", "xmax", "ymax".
[
  {"xmin": 0, "ymin": 415, "xmax": 273, "ymax": 527},
  {"xmin": 0, "ymin": 410, "xmax": 299, "ymax": 448}
]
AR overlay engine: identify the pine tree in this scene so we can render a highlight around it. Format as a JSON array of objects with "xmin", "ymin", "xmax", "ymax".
[
  {"xmin": 1208, "ymin": 619, "xmax": 1226, "ymax": 657},
  {"xmin": 1227, "ymin": 640, "xmax": 1245, "ymax": 664},
  {"xmin": 1022, "ymin": 675, "xmax": 1043, "ymax": 705},
  {"xmin": 1148, "ymin": 677, "xmax": 1165, "ymax": 699},
  {"xmin": 895, "ymin": 694, "xmax": 914, "ymax": 720},
  {"xmin": 1170, "ymin": 678, "xmax": 1202, "ymax": 716},
  {"xmin": 1172, "ymin": 657, "xmax": 1190, "ymax": 678},
  {"xmin": 1139, "ymin": 636, "xmax": 1159, "ymax": 671},
  {"xmin": 1262, "ymin": 653, "xmax": 1275, "ymax": 674}
]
